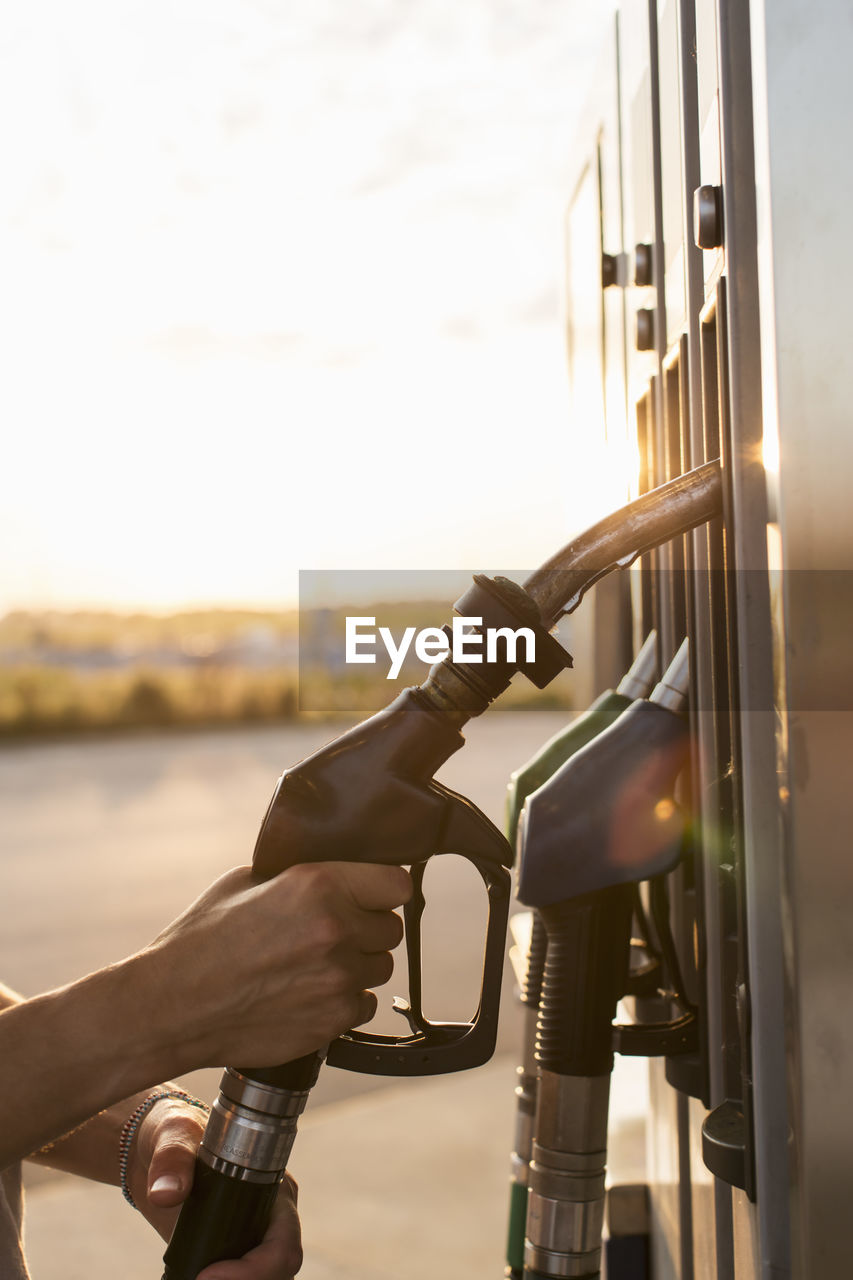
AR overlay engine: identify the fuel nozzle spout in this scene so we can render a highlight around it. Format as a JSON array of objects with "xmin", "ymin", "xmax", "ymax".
[
  {"xmin": 421, "ymin": 461, "xmax": 721, "ymax": 726},
  {"xmin": 616, "ymin": 629, "xmax": 659, "ymax": 701},
  {"xmin": 650, "ymin": 637, "xmax": 690, "ymax": 716}
]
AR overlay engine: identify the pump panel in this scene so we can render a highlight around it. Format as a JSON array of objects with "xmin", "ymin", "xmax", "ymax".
[{"xmin": 557, "ymin": 2, "xmax": 853, "ymax": 1277}]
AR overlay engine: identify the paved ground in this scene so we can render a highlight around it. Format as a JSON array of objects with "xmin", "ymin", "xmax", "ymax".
[{"xmin": 0, "ymin": 714, "xmax": 649, "ymax": 1278}]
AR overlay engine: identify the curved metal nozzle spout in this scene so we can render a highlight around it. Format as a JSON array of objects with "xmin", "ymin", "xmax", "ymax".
[
  {"xmin": 420, "ymin": 461, "xmax": 722, "ymax": 726},
  {"xmin": 523, "ymin": 459, "xmax": 723, "ymax": 627},
  {"xmin": 616, "ymin": 628, "xmax": 659, "ymax": 700},
  {"xmin": 650, "ymin": 637, "xmax": 691, "ymax": 717}
]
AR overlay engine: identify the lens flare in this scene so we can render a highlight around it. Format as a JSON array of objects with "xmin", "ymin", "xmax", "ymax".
[{"xmin": 654, "ymin": 798, "xmax": 676, "ymax": 823}]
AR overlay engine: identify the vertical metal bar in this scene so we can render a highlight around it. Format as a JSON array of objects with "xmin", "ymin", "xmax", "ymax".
[
  {"xmin": 648, "ymin": 0, "xmax": 668, "ymax": 383},
  {"xmin": 677, "ymin": 1090, "xmax": 697, "ymax": 1280},
  {"xmin": 717, "ymin": 1, "xmax": 791, "ymax": 1275},
  {"xmin": 675, "ymin": 5, "xmax": 727, "ymax": 1276},
  {"xmin": 696, "ymin": 294, "xmax": 737, "ymax": 1279}
]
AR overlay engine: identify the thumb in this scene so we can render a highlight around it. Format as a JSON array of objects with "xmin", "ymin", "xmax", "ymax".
[{"xmin": 145, "ymin": 1112, "xmax": 205, "ymax": 1207}]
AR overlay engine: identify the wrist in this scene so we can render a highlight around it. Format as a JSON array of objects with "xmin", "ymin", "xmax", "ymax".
[
  {"xmin": 120, "ymin": 1089, "xmax": 210, "ymax": 1209},
  {"xmin": 126, "ymin": 940, "xmax": 219, "ymax": 1076}
]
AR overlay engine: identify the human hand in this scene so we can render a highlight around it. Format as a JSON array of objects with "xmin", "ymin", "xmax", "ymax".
[
  {"xmin": 128, "ymin": 1095, "xmax": 302, "ymax": 1279},
  {"xmin": 139, "ymin": 860, "xmax": 412, "ymax": 1073},
  {"xmin": 0, "ymin": 864, "xmax": 410, "ymax": 1173}
]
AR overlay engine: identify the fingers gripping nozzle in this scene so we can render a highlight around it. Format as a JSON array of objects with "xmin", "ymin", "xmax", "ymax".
[{"xmin": 327, "ymin": 773, "xmax": 514, "ymax": 1076}]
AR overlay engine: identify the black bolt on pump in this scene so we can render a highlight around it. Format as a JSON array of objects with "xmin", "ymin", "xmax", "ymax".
[
  {"xmin": 504, "ymin": 630, "xmax": 658, "ymax": 1280},
  {"xmin": 161, "ymin": 462, "xmax": 721, "ymax": 1279},
  {"xmin": 516, "ymin": 639, "xmax": 692, "ymax": 1280}
]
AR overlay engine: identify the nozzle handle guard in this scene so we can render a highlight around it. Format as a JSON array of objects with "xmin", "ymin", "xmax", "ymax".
[{"xmin": 329, "ymin": 839, "xmax": 510, "ymax": 1074}]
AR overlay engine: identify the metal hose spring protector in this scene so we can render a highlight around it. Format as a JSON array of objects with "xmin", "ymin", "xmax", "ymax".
[{"xmin": 523, "ymin": 460, "xmax": 722, "ymax": 626}]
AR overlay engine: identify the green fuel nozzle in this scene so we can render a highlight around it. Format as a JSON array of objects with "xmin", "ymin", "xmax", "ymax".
[{"xmin": 516, "ymin": 639, "xmax": 691, "ymax": 1280}]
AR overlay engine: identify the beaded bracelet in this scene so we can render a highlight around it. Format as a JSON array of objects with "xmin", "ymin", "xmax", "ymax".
[{"xmin": 118, "ymin": 1088, "xmax": 210, "ymax": 1210}]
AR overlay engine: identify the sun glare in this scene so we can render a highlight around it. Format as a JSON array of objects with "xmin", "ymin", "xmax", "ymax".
[{"xmin": 1, "ymin": 3, "xmax": 606, "ymax": 615}]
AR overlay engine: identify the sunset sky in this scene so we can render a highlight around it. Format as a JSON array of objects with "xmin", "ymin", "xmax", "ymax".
[{"xmin": 1, "ymin": 1, "xmax": 616, "ymax": 612}]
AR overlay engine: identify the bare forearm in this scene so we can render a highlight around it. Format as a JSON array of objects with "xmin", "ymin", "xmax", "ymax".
[
  {"xmin": 0, "ymin": 861, "xmax": 411, "ymax": 1173},
  {"xmin": 29, "ymin": 1090, "xmax": 150, "ymax": 1183},
  {"xmin": 0, "ymin": 958, "xmax": 195, "ymax": 1170}
]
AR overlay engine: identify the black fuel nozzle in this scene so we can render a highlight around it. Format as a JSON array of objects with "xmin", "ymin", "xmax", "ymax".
[
  {"xmin": 516, "ymin": 640, "xmax": 690, "ymax": 1280},
  {"xmin": 517, "ymin": 638, "xmax": 690, "ymax": 916}
]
